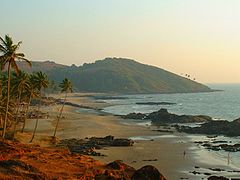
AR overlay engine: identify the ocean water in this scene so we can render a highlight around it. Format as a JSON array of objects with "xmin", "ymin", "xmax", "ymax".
[
  {"xmin": 101, "ymin": 84, "xmax": 240, "ymax": 173},
  {"xmin": 102, "ymin": 84, "xmax": 240, "ymax": 121}
]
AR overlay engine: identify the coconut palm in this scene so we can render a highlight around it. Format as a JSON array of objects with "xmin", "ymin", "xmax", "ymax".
[
  {"xmin": 11, "ymin": 71, "xmax": 30, "ymax": 138},
  {"xmin": 12, "ymin": 71, "xmax": 30, "ymax": 113},
  {"xmin": 29, "ymin": 71, "xmax": 49, "ymax": 143},
  {"xmin": 53, "ymin": 78, "xmax": 73, "ymax": 138},
  {"xmin": 0, "ymin": 73, "xmax": 7, "ymax": 99},
  {"xmin": 0, "ymin": 35, "xmax": 31, "ymax": 138},
  {"xmin": 21, "ymin": 73, "xmax": 40, "ymax": 133}
]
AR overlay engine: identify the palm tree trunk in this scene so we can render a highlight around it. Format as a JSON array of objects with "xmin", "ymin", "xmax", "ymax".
[
  {"xmin": 21, "ymin": 96, "xmax": 31, "ymax": 133},
  {"xmin": 29, "ymin": 89, "xmax": 42, "ymax": 143},
  {"xmin": 53, "ymin": 92, "xmax": 67, "ymax": 137},
  {"xmin": 15, "ymin": 91, "xmax": 22, "ymax": 116},
  {"xmin": 2, "ymin": 62, "xmax": 11, "ymax": 139},
  {"xmin": 12, "ymin": 91, "xmax": 22, "ymax": 139}
]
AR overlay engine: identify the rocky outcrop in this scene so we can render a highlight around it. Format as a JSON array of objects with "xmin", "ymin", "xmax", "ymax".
[
  {"xmin": 132, "ymin": 165, "xmax": 166, "ymax": 180},
  {"xmin": 57, "ymin": 135, "xmax": 134, "ymax": 156},
  {"xmin": 149, "ymin": 109, "xmax": 212, "ymax": 124},
  {"xmin": 178, "ymin": 118, "xmax": 240, "ymax": 137},
  {"xmin": 121, "ymin": 108, "xmax": 212, "ymax": 124},
  {"xmin": 121, "ymin": 113, "xmax": 146, "ymax": 120},
  {"xmin": 194, "ymin": 140, "xmax": 240, "ymax": 152},
  {"xmin": 0, "ymin": 139, "xmax": 166, "ymax": 179}
]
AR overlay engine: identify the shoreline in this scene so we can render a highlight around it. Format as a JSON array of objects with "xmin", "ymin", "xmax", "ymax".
[{"xmin": 18, "ymin": 93, "xmax": 240, "ymax": 179}]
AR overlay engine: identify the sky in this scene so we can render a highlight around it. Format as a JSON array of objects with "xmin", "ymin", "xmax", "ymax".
[{"xmin": 1, "ymin": 0, "xmax": 240, "ymax": 83}]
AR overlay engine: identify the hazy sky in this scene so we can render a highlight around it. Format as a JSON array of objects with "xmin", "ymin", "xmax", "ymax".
[{"xmin": 1, "ymin": 0, "xmax": 240, "ymax": 83}]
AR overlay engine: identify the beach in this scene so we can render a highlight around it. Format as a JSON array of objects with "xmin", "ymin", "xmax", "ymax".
[{"xmin": 17, "ymin": 93, "xmax": 240, "ymax": 179}]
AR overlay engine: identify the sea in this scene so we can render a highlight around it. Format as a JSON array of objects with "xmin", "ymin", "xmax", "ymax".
[{"xmin": 100, "ymin": 84, "xmax": 240, "ymax": 175}]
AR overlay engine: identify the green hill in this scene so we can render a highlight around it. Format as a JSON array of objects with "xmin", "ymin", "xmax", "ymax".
[{"xmin": 18, "ymin": 58, "xmax": 213, "ymax": 94}]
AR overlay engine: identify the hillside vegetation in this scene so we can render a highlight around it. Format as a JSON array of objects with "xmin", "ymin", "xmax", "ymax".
[{"xmin": 18, "ymin": 58, "xmax": 212, "ymax": 94}]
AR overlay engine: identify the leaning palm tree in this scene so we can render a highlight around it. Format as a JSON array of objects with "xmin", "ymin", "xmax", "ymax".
[
  {"xmin": 0, "ymin": 35, "xmax": 31, "ymax": 138},
  {"xmin": 53, "ymin": 78, "xmax": 73, "ymax": 138},
  {"xmin": 21, "ymin": 74, "xmax": 40, "ymax": 133},
  {"xmin": 29, "ymin": 71, "xmax": 49, "ymax": 143}
]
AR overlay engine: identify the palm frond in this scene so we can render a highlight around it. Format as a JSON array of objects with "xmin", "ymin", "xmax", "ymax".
[
  {"xmin": 10, "ymin": 60, "xmax": 20, "ymax": 74},
  {"xmin": 0, "ymin": 36, "xmax": 8, "ymax": 50},
  {"xmin": 5, "ymin": 35, "xmax": 13, "ymax": 48},
  {"xmin": 18, "ymin": 57, "xmax": 32, "ymax": 67},
  {"xmin": 0, "ymin": 44, "xmax": 7, "ymax": 53}
]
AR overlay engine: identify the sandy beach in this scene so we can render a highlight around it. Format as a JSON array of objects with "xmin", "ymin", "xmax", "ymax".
[{"xmin": 16, "ymin": 93, "xmax": 239, "ymax": 179}]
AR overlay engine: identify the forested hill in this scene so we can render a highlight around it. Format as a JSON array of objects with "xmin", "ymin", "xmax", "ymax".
[{"xmin": 18, "ymin": 58, "xmax": 213, "ymax": 94}]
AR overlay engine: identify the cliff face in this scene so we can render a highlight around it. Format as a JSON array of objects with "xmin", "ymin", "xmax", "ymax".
[
  {"xmin": 18, "ymin": 58, "xmax": 213, "ymax": 94},
  {"xmin": 0, "ymin": 139, "xmax": 166, "ymax": 179}
]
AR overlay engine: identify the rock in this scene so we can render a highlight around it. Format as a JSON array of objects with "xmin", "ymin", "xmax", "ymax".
[
  {"xmin": 142, "ymin": 159, "xmax": 158, "ymax": 162},
  {"xmin": 208, "ymin": 176, "xmax": 229, "ymax": 180},
  {"xmin": 209, "ymin": 168, "xmax": 225, "ymax": 172},
  {"xmin": 190, "ymin": 171, "xmax": 201, "ymax": 175},
  {"xmin": 122, "ymin": 108, "xmax": 212, "ymax": 124},
  {"xmin": 136, "ymin": 102, "xmax": 176, "ymax": 105},
  {"xmin": 104, "ymin": 160, "xmax": 136, "ymax": 179},
  {"xmin": 178, "ymin": 119, "xmax": 240, "ymax": 137},
  {"xmin": 107, "ymin": 160, "xmax": 135, "ymax": 172},
  {"xmin": 121, "ymin": 113, "xmax": 146, "ymax": 120},
  {"xmin": 204, "ymin": 173, "xmax": 212, "ymax": 176},
  {"xmin": 148, "ymin": 109, "xmax": 212, "ymax": 124},
  {"xmin": 112, "ymin": 139, "xmax": 134, "ymax": 146},
  {"xmin": 57, "ymin": 136, "xmax": 134, "ymax": 156},
  {"xmin": 131, "ymin": 165, "xmax": 166, "ymax": 180}
]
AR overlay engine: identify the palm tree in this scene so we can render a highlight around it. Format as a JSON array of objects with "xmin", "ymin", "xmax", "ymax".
[
  {"xmin": 0, "ymin": 35, "xmax": 31, "ymax": 139},
  {"xmin": 11, "ymin": 71, "xmax": 30, "ymax": 138},
  {"xmin": 29, "ymin": 71, "xmax": 49, "ymax": 143},
  {"xmin": 12, "ymin": 71, "xmax": 30, "ymax": 113},
  {"xmin": 53, "ymin": 78, "xmax": 73, "ymax": 138},
  {"xmin": 21, "ymin": 74, "xmax": 40, "ymax": 133},
  {"xmin": 0, "ymin": 73, "xmax": 7, "ymax": 99}
]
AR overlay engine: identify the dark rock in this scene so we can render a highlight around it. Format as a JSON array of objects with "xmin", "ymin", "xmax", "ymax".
[
  {"xmin": 57, "ymin": 136, "xmax": 134, "ymax": 156},
  {"xmin": 107, "ymin": 160, "xmax": 135, "ymax": 172},
  {"xmin": 106, "ymin": 160, "xmax": 136, "ymax": 179},
  {"xmin": 208, "ymin": 176, "xmax": 229, "ymax": 180},
  {"xmin": 209, "ymin": 168, "xmax": 225, "ymax": 172},
  {"xmin": 132, "ymin": 165, "xmax": 166, "ymax": 180},
  {"xmin": 142, "ymin": 159, "xmax": 158, "ymax": 162},
  {"xmin": 136, "ymin": 102, "xmax": 176, "ymax": 105},
  {"xmin": 148, "ymin": 109, "xmax": 212, "ymax": 124},
  {"xmin": 121, "ymin": 113, "xmax": 146, "ymax": 120},
  {"xmin": 112, "ymin": 139, "xmax": 134, "ymax": 146},
  {"xmin": 178, "ymin": 119, "xmax": 240, "ymax": 137},
  {"xmin": 190, "ymin": 171, "xmax": 201, "ymax": 175},
  {"xmin": 199, "ymin": 143, "xmax": 240, "ymax": 152},
  {"xmin": 122, "ymin": 108, "xmax": 212, "ymax": 124},
  {"xmin": 204, "ymin": 173, "xmax": 212, "ymax": 176}
]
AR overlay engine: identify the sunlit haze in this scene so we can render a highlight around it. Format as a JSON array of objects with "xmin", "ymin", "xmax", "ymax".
[{"xmin": 1, "ymin": 0, "xmax": 240, "ymax": 83}]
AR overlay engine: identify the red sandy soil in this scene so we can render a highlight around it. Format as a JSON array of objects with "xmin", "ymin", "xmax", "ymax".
[{"xmin": 0, "ymin": 139, "xmax": 165, "ymax": 180}]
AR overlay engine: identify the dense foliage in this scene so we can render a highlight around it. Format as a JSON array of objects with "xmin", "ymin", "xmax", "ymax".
[{"xmin": 18, "ymin": 58, "xmax": 212, "ymax": 94}]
